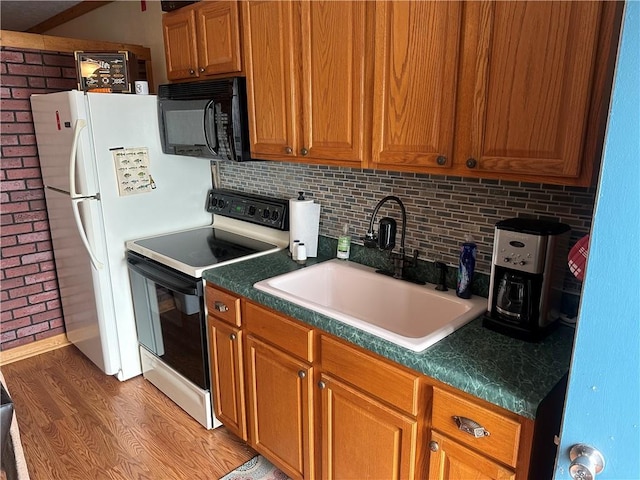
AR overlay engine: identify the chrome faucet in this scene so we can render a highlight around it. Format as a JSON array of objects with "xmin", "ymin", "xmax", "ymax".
[{"xmin": 364, "ymin": 196, "xmax": 421, "ymax": 283}]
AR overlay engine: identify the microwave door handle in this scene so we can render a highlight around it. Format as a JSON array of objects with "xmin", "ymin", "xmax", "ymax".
[{"xmin": 203, "ymin": 100, "xmax": 218, "ymax": 155}]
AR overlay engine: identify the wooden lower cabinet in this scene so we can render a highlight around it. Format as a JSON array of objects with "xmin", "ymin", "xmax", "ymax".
[
  {"xmin": 245, "ymin": 335, "xmax": 314, "ymax": 479},
  {"xmin": 427, "ymin": 431, "xmax": 516, "ymax": 480},
  {"xmin": 205, "ymin": 296, "xmax": 535, "ymax": 479},
  {"xmin": 207, "ymin": 316, "xmax": 246, "ymax": 440},
  {"xmin": 319, "ymin": 372, "xmax": 419, "ymax": 480}
]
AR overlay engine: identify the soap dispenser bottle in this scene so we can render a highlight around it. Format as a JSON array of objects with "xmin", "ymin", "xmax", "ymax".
[
  {"xmin": 337, "ymin": 224, "xmax": 351, "ymax": 260},
  {"xmin": 456, "ymin": 235, "xmax": 477, "ymax": 299}
]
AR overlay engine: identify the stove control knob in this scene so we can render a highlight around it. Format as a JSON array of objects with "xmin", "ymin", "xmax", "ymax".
[
  {"xmin": 262, "ymin": 208, "xmax": 270, "ymax": 219},
  {"xmin": 503, "ymin": 257, "xmax": 511, "ymax": 263},
  {"xmin": 217, "ymin": 199, "xmax": 225, "ymax": 209},
  {"xmin": 271, "ymin": 210, "xmax": 279, "ymax": 221},
  {"xmin": 519, "ymin": 260, "xmax": 527, "ymax": 266},
  {"xmin": 248, "ymin": 205, "xmax": 256, "ymax": 216}
]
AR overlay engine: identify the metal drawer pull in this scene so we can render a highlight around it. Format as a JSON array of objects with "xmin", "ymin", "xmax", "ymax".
[
  {"xmin": 214, "ymin": 301, "xmax": 229, "ymax": 313},
  {"xmin": 453, "ymin": 416, "xmax": 490, "ymax": 438}
]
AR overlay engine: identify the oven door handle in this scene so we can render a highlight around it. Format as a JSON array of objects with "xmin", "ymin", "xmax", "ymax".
[{"xmin": 127, "ymin": 257, "xmax": 200, "ymax": 296}]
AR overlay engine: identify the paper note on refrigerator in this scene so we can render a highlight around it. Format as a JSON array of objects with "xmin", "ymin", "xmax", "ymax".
[{"xmin": 112, "ymin": 147, "xmax": 155, "ymax": 196}]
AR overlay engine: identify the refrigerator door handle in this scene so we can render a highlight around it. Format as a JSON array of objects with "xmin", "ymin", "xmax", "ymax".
[
  {"xmin": 71, "ymin": 196, "xmax": 104, "ymax": 270},
  {"xmin": 69, "ymin": 119, "xmax": 88, "ymax": 199}
]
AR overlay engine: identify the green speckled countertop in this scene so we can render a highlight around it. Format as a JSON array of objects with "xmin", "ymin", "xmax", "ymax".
[{"xmin": 203, "ymin": 248, "xmax": 574, "ymax": 420}]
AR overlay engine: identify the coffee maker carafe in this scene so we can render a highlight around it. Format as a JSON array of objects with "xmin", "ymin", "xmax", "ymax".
[{"xmin": 483, "ymin": 218, "xmax": 570, "ymax": 341}]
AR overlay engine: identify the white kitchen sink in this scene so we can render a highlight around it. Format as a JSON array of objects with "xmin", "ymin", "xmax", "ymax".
[{"xmin": 253, "ymin": 259, "xmax": 487, "ymax": 352}]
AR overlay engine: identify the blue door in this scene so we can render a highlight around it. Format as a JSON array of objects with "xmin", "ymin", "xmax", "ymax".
[{"xmin": 555, "ymin": 4, "xmax": 639, "ymax": 479}]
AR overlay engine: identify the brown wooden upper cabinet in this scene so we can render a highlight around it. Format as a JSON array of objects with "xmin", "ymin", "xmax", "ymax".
[
  {"xmin": 371, "ymin": 1, "xmax": 463, "ymax": 173},
  {"xmin": 450, "ymin": 1, "xmax": 618, "ymax": 185},
  {"xmin": 237, "ymin": 0, "xmax": 620, "ymax": 186},
  {"xmin": 162, "ymin": 0, "xmax": 242, "ymax": 81},
  {"xmin": 242, "ymin": 0, "xmax": 367, "ymax": 165},
  {"xmin": 372, "ymin": 0, "xmax": 618, "ymax": 185}
]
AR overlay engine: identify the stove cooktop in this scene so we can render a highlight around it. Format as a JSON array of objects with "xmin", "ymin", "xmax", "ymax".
[
  {"xmin": 126, "ymin": 189, "xmax": 290, "ymax": 278},
  {"xmin": 133, "ymin": 227, "xmax": 278, "ymax": 268}
]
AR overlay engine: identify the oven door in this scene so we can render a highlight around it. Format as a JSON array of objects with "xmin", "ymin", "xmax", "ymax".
[{"xmin": 126, "ymin": 251, "xmax": 209, "ymax": 390}]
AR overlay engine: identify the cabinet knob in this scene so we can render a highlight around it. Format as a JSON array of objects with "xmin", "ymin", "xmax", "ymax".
[
  {"xmin": 285, "ymin": 146, "xmax": 293, "ymax": 154},
  {"xmin": 199, "ymin": 67, "xmax": 205, "ymax": 73},
  {"xmin": 214, "ymin": 301, "xmax": 229, "ymax": 313},
  {"xmin": 466, "ymin": 158, "xmax": 478, "ymax": 169},
  {"xmin": 229, "ymin": 333, "xmax": 236, "ymax": 340},
  {"xmin": 318, "ymin": 381, "xmax": 326, "ymax": 389},
  {"xmin": 429, "ymin": 441, "xmax": 439, "ymax": 452},
  {"xmin": 436, "ymin": 155, "xmax": 447, "ymax": 166},
  {"xmin": 189, "ymin": 69, "xmax": 195, "ymax": 75},
  {"xmin": 298, "ymin": 370, "xmax": 306, "ymax": 379},
  {"xmin": 300, "ymin": 147, "xmax": 309, "ymax": 156}
]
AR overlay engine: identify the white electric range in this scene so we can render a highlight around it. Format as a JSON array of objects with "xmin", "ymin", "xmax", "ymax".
[{"xmin": 125, "ymin": 189, "xmax": 289, "ymax": 429}]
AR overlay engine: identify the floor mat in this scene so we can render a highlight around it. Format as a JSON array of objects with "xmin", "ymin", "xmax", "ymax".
[{"xmin": 219, "ymin": 455, "xmax": 290, "ymax": 480}]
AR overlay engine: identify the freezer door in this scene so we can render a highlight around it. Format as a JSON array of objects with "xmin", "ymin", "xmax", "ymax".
[{"xmin": 30, "ymin": 91, "xmax": 98, "ymax": 197}]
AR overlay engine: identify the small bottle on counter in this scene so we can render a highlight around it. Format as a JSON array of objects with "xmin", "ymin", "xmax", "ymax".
[
  {"xmin": 456, "ymin": 235, "xmax": 477, "ymax": 299},
  {"xmin": 296, "ymin": 243, "xmax": 307, "ymax": 265},
  {"xmin": 336, "ymin": 224, "xmax": 351, "ymax": 260},
  {"xmin": 291, "ymin": 239, "xmax": 300, "ymax": 260}
]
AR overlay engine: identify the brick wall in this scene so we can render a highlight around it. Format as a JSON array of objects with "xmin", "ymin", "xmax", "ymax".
[{"xmin": 1, "ymin": 47, "xmax": 77, "ymax": 351}]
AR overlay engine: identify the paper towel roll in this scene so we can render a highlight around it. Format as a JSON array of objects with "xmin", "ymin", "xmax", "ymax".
[{"xmin": 289, "ymin": 197, "xmax": 321, "ymax": 257}]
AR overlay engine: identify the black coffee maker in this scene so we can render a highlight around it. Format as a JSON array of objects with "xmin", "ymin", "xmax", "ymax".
[{"xmin": 483, "ymin": 218, "xmax": 570, "ymax": 341}]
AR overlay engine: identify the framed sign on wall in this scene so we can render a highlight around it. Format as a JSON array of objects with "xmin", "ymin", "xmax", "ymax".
[{"xmin": 75, "ymin": 51, "xmax": 136, "ymax": 93}]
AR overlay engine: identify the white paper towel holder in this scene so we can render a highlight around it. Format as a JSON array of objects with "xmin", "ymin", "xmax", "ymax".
[{"xmin": 289, "ymin": 191, "xmax": 321, "ymax": 258}]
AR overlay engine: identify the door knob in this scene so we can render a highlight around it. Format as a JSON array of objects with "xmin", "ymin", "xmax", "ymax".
[{"xmin": 569, "ymin": 444, "xmax": 605, "ymax": 480}]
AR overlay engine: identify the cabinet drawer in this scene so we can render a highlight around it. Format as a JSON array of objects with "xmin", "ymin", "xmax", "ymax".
[
  {"xmin": 431, "ymin": 388, "xmax": 521, "ymax": 468},
  {"xmin": 205, "ymin": 284, "xmax": 241, "ymax": 327},
  {"xmin": 320, "ymin": 335, "xmax": 421, "ymax": 416},
  {"xmin": 244, "ymin": 302, "xmax": 314, "ymax": 362}
]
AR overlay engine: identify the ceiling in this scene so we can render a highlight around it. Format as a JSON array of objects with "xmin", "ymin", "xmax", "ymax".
[{"xmin": 1, "ymin": 1, "xmax": 86, "ymax": 33}]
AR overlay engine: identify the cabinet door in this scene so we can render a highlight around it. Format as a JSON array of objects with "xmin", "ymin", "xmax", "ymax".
[
  {"xmin": 245, "ymin": 335, "xmax": 314, "ymax": 479},
  {"xmin": 371, "ymin": 1, "xmax": 462, "ymax": 171},
  {"xmin": 428, "ymin": 431, "xmax": 515, "ymax": 480},
  {"xmin": 299, "ymin": 1, "xmax": 367, "ymax": 163},
  {"xmin": 162, "ymin": 7, "xmax": 199, "ymax": 81},
  {"xmin": 467, "ymin": 1, "xmax": 602, "ymax": 180},
  {"xmin": 196, "ymin": 1, "xmax": 242, "ymax": 76},
  {"xmin": 207, "ymin": 317, "xmax": 246, "ymax": 440},
  {"xmin": 242, "ymin": 0, "xmax": 299, "ymax": 159},
  {"xmin": 319, "ymin": 373, "xmax": 419, "ymax": 480}
]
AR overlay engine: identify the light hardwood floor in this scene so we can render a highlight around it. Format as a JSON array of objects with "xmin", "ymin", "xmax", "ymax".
[{"xmin": 1, "ymin": 346, "xmax": 255, "ymax": 480}]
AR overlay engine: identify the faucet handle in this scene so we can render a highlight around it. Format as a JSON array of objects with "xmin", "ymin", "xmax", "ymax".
[{"xmin": 435, "ymin": 261, "xmax": 448, "ymax": 291}]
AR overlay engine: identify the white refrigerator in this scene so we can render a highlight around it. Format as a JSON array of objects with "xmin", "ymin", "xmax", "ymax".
[{"xmin": 30, "ymin": 91, "xmax": 213, "ymax": 381}]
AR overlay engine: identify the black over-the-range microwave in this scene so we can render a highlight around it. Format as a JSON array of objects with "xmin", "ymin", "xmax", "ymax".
[{"xmin": 157, "ymin": 77, "xmax": 251, "ymax": 162}]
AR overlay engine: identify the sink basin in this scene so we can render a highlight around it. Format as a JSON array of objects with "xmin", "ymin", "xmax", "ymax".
[{"xmin": 253, "ymin": 259, "xmax": 487, "ymax": 352}]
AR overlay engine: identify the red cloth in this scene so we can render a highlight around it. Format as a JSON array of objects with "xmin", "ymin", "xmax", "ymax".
[{"xmin": 568, "ymin": 234, "xmax": 590, "ymax": 281}]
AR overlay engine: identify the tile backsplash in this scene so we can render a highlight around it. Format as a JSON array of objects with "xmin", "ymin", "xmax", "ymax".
[{"xmin": 219, "ymin": 161, "xmax": 595, "ymax": 298}]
